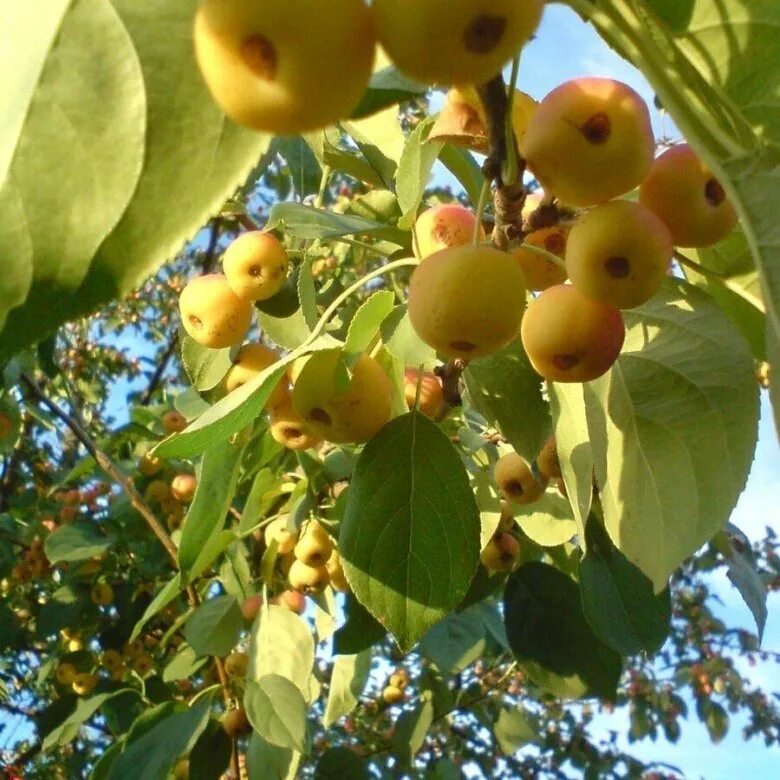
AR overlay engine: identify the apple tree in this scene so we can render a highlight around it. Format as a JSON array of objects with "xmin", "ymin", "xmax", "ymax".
[{"xmin": 1, "ymin": 1, "xmax": 779, "ymax": 778}]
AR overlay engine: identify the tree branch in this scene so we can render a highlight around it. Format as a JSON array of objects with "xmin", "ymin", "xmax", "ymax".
[{"xmin": 20, "ymin": 373, "xmax": 180, "ymax": 568}]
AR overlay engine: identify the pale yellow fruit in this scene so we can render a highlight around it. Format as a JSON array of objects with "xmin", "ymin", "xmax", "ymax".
[
  {"xmin": 224, "ymin": 651, "xmax": 249, "ymax": 678},
  {"xmin": 413, "ymin": 204, "xmax": 483, "ymax": 259},
  {"xmin": 264, "ymin": 516, "xmax": 298, "ymax": 555},
  {"xmin": 520, "ymin": 284, "xmax": 625, "ymax": 383},
  {"xmin": 225, "ymin": 343, "xmax": 289, "ymax": 409},
  {"xmin": 407, "ymin": 246, "xmax": 526, "ymax": 360},
  {"xmin": 566, "ymin": 201, "xmax": 673, "ymax": 310},
  {"xmin": 269, "ymin": 399, "xmax": 323, "ymax": 451},
  {"xmin": 372, "ymin": 0, "xmax": 544, "ymax": 86},
  {"xmin": 55, "ymin": 662, "xmax": 77, "ymax": 686},
  {"xmin": 639, "ymin": 143, "xmax": 739, "ymax": 248},
  {"xmin": 287, "ymin": 559, "xmax": 329, "ymax": 594},
  {"xmin": 292, "ymin": 350, "xmax": 392, "ymax": 444},
  {"xmin": 223, "ymin": 231, "xmax": 289, "ymax": 301},
  {"xmin": 325, "ymin": 550, "xmax": 350, "ymax": 593},
  {"xmin": 493, "ymin": 453, "xmax": 547, "ymax": 505},
  {"xmin": 513, "ymin": 226, "xmax": 569, "ymax": 292},
  {"xmin": 522, "ymin": 78, "xmax": 654, "ymax": 207},
  {"xmin": 293, "ymin": 520, "xmax": 333, "ymax": 567},
  {"xmin": 194, "ymin": 0, "xmax": 375, "ymax": 134},
  {"xmin": 72, "ymin": 672, "xmax": 98, "ymax": 696},
  {"xmin": 179, "ymin": 274, "xmax": 253, "ymax": 349}
]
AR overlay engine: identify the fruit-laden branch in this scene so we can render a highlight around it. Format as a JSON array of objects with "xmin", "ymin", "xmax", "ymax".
[
  {"xmin": 477, "ymin": 75, "xmax": 527, "ymax": 250},
  {"xmin": 20, "ymin": 373, "xmax": 180, "ymax": 567},
  {"xmin": 141, "ymin": 218, "xmax": 224, "ymax": 405}
]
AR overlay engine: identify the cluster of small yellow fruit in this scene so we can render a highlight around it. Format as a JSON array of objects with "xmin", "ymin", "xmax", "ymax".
[
  {"xmin": 55, "ymin": 635, "xmax": 155, "ymax": 697},
  {"xmin": 382, "ymin": 667, "xmax": 410, "ymax": 704},
  {"xmin": 479, "ymin": 436, "xmax": 563, "ymax": 573},
  {"xmin": 266, "ymin": 517, "xmax": 349, "ymax": 595},
  {"xmin": 193, "ymin": 0, "xmax": 546, "ymax": 135},
  {"xmin": 408, "ymin": 77, "xmax": 738, "ymax": 383},
  {"xmin": 137, "ymin": 448, "xmax": 197, "ymax": 533}
]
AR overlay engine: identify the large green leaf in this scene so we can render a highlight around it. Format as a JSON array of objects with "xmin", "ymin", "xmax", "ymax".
[
  {"xmin": 579, "ymin": 516, "xmax": 672, "ymax": 655},
  {"xmin": 504, "ymin": 562, "xmax": 622, "ymax": 700},
  {"xmin": 464, "ymin": 340, "xmax": 550, "ymax": 463},
  {"xmin": 322, "ymin": 651, "xmax": 372, "ymax": 728},
  {"xmin": 565, "ymin": 0, "xmax": 780, "ymax": 429},
  {"xmin": 183, "ymin": 595, "xmax": 244, "ymax": 658},
  {"xmin": 44, "ymin": 522, "xmax": 115, "ymax": 564},
  {"xmin": 339, "ymin": 412, "xmax": 481, "ymax": 652},
  {"xmin": 2, "ymin": 0, "xmax": 272, "ymax": 359},
  {"xmin": 0, "ymin": 0, "xmax": 145, "ymax": 343},
  {"xmin": 178, "ymin": 436, "xmax": 244, "ymax": 581},
  {"xmin": 575, "ymin": 281, "xmax": 758, "ymax": 590},
  {"xmin": 244, "ymin": 676, "xmax": 307, "ymax": 753},
  {"xmin": 248, "ymin": 604, "xmax": 316, "ymax": 702},
  {"xmin": 107, "ymin": 700, "xmax": 211, "ymax": 780},
  {"xmin": 246, "ymin": 733, "xmax": 301, "ymax": 780},
  {"xmin": 417, "ymin": 606, "xmax": 486, "ymax": 675}
]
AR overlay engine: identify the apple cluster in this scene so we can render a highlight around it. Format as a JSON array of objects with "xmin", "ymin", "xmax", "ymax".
[
  {"xmin": 193, "ymin": 0, "xmax": 546, "ymax": 135},
  {"xmin": 408, "ymin": 78, "xmax": 738, "ymax": 384}
]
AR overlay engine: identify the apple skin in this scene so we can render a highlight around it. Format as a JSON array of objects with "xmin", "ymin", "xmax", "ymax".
[
  {"xmin": 522, "ymin": 78, "xmax": 654, "ymax": 207},
  {"xmin": 521, "ymin": 284, "xmax": 625, "ymax": 383}
]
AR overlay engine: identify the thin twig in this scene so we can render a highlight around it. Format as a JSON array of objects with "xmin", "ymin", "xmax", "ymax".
[{"xmin": 20, "ymin": 373, "xmax": 179, "ymax": 568}]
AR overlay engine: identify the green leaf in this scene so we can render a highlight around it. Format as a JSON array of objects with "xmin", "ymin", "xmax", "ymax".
[
  {"xmin": 464, "ymin": 341, "xmax": 550, "ymax": 463},
  {"xmin": 350, "ymin": 65, "xmax": 427, "ymax": 120},
  {"xmin": 339, "ymin": 412, "xmax": 481, "ymax": 652},
  {"xmin": 438, "ymin": 145, "xmax": 485, "ymax": 208},
  {"xmin": 579, "ymin": 517, "xmax": 671, "ymax": 656},
  {"xmin": 244, "ymin": 675, "xmax": 307, "ymax": 753},
  {"xmin": 0, "ymin": 0, "xmax": 145, "ymax": 345},
  {"xmin": 722, "ymin": 523, "xmax": 768, "ymax": 642},
  {"xmin": 392, "ymin": 698, "xmax": 434, "ymax": 767},
  {"xmin": 163, "ymin": 645, "xmax": 206, "ymax": 683},
  {"xmin": 344, "ymin": 291, "xmax": 396, "ymax": 364},
  {"xmin": 493, "ymin": 707, "xmax": 540, "ymax": 754},
  {"xmin": 304, "ymin": 129, "xmax": 385, "ymax": 188},
  {"xmin": 180, "ymin": 333, "xmax": 233, "ymax": 393},
  {"xmin": 183, "ymin": 595, "xmax": 243, "ymax": 658},
  {"xmin": 316, "ymin": 747, "xmax": 369, "ymax": 780},
  {"xmin": 418, "ymin": 607, "xmax": 486, "ymax": 675},
  {"xmin": 566, "ymin": 0, "xmax": 780, "ymax": 431},
  {"xmin": 323, "ymin": 651, "xmax": 372, "ymax": 727},
  {"xmin": 344, "ymin": 107, "xmax": 406, "ymax": 190},
  {"xmin": 44, "ymin": 691, "xmax": 134, "ymax": 751},
  {"xmin": 266, "ymin": 202, "xmax": 403, "ymax": 244},
  {"xmin": 332, "ymin": 595, "xmax": 386, "ymax": 655},
  {"xmin": 583, "ymin": 280, "xmax": 758, "ymax": 590},
  {"xmin": 246, "ymin": 732, "xmax": 301, "ymax": 780},
  {"xmin": 108, "ymin": 699, "xmax": 211, "ymax": 780},
  {"xmin": 548, "ymin": 383, "xmax": 593, "ymax": 537},
  {"xmin": 701, "ymin": 699, "xmax": 730, "ymax": 744},
  {"xmin": 273, "ymin": 136, "xmax": 322, "ymax": 199},
  {"xmin": 684, "ymin": 230, "xmax": 765, "ymax": 360},
  {"xmin": 44, "ymin": 522, "xmax": 115, "ymax": 564},
  {"xmin": 130, "ymin": 574, "xmax": 181, "ymax": 642},
  {"xmin": 381, "ymin": 305, "xmax": 437, "ymax": 367},
  {"xmin": 178, "ymin": 437, "xmax": 244, "ymax": 581},
  {"xmin": 396, "ymin": 116, "xmax": 443, "ymax": 228},
  {"xmin": 189, "ymin": 720, "xmax": 232, "ymax": 780},
  {"xmin": 503, "ymin": 562, "xmax": 622, "ymax": 700},
  {"xmin": 513, "ymin": 491, "xmax": 577, "ymax": 548},
  {"xmin": 298, "ymin": 260, "xmax": 318, "ymax": 330},
  {"xmin": 249, "ymin": 604, "xmax": 315, "ymax": 702}
]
